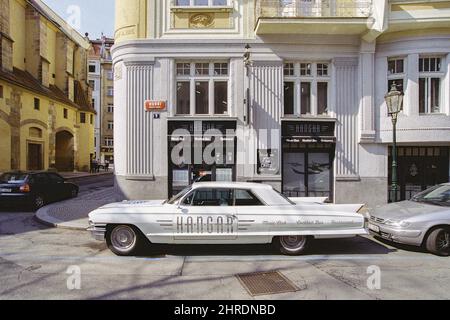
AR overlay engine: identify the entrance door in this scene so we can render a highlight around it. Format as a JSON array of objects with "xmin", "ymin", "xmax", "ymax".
[{"xmin": 28, "ymin": 143, "xmax": 43, "ymax": 171}]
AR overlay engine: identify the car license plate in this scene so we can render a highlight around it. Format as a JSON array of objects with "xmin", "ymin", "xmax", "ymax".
[
  {"xmin": 0, "ymin": 188, "xmax": 12, "ymax": 193},
  {"xmin": 368, "ymin": 223, "xmax": 380, "ymax": 233}
]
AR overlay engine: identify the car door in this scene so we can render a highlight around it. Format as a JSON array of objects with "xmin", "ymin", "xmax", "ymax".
[
  {"xmin": 173, "ymin": 188, "xmax": 238, "ymax": 243},
  {"xmin": 234, "ymin": 189, "xmax": 271, "ymax": 243},
  {"xmin": 33, "ymin": 173, "xmax": 52, "ymax": 202},
  {"xmin": 46, "ymin": 173, "xmax": 66, "ymax": 201}
]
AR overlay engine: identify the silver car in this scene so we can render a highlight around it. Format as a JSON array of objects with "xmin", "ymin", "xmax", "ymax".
[{"xmin": 369, "ymin": 184, "xmax": 450, "ymax": 256}]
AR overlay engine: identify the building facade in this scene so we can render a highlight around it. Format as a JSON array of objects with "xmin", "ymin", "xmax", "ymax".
[
  {"xmin": 112, "ymin": 0, "xmax": 450, "ymax": 207},
  {"xmin": 0, "ymin": 0, "xmax": 95, "ymax": 173},
  {"xmin": 88, "ymin": 37, "xmax": 115, "ymax": 164}
]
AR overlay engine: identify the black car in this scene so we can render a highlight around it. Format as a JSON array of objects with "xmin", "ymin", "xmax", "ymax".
[{"xmin": 0, "ymin": 172, "xmax": 79, "ymax": 211}]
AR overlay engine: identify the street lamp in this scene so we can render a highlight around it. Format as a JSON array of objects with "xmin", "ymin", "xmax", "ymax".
[
  {"xmin": 244, "ymin": 44, "xmax": 252, "ymax": 125},
  {"xmin": 385, "ymin": 82, "xmax": 404, "ymax": 202}
]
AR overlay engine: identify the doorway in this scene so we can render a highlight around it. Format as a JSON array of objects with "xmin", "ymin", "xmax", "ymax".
[{"xmin": 27, "ymin": 143, "xmax": 43, "ymax": 171}]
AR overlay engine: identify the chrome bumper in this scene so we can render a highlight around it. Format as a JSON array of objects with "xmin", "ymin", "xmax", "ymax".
[{"xmin": 87, "ymin": 222, "xmax": 107, "ymax": 241}]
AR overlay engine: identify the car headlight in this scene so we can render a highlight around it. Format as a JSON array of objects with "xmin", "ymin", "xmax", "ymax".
[{"xmin": 384, "ymin": 219, "xmax": 411, "ymax": 228}]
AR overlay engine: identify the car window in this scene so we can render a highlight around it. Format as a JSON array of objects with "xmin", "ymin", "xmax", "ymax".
[
  {"xmin": 0, "ymin": 173, "xmax": 28, "ymax": 183},
  {"xmin": 34, "ymin": 173, "xmax": 49, "ymax": 184},
  {"xmin": 167, "ymin": 187, "xmax": 192, "ymax": 205},
  {"xmin": 186, "ymin": 188, "xmax": 233, "ymax": 207},
  {"xmin": 235, "ymin": 189, "xmax": 264, "ymax": 206},
  {"xmin": 413, "ymin": 185, "xmax": 450, "ymax": 206},
  {"xmin": 48, "ymin": 173, "xmax": 65, "ymax": 184}
]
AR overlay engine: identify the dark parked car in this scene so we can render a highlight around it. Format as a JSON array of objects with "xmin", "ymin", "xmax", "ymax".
[{"xmin": 0, "ymin": 172, "xmax": 79, "ymax": 211}]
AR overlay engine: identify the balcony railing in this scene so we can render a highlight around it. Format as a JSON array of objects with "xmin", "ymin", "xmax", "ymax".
[{"xmin": 256, "ymin": 0, "xmax": 373, "ymax": 19}]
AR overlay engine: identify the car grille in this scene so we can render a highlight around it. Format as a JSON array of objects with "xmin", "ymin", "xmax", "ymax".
[{"xmin": 370, "ymin": 216, "xmax": 385, "ymax": 224}]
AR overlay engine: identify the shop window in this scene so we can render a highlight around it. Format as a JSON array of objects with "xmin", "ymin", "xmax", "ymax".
[
  {"xmin": 300, "ymin": 82, "xmax": 311, "ymax": 115},
  {"xmin": 195, "ymin": 81, "xmax": 209, "ymax": 114},
  {"xmin": 176, "ymin": 82, "xmax": 191, "ymax": 115},
  {"xmin": 317, "ymin": 82, "xmax": 328, "ymax": 115}
]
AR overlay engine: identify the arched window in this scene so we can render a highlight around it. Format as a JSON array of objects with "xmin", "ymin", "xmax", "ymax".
[{"xmin": 29, "ymin": 127, "xmax": 43, "ymax": 138}]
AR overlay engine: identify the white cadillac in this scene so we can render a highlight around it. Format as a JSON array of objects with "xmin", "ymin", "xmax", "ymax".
[{"xmin": 88, "ymin": 182, "xmax": 369, "ymax": 256}]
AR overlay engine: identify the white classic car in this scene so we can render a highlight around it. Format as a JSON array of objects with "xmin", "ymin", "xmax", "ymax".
[{"xmin": 88, "ymin": 182, "xmax": 368, "ymax": 256}]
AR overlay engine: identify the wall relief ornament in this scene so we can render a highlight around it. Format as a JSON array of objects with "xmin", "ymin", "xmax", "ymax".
[{"xmin": 189, "ymin": 13, "xmax": 214, "ymax": 28}]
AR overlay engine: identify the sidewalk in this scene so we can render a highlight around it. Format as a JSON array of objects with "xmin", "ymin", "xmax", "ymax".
[
  {"xmin": 35, "ymin": 187, "xmax": 124, "ymax": 230},
  {"xmin": 60, "ymin": 171, "xmax": 113, "ymax": 181}
]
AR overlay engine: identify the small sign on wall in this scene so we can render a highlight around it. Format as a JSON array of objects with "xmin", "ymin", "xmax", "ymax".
[{"xmin": 145, "ymin": 100, "xmax": 167, "ymax": 112}]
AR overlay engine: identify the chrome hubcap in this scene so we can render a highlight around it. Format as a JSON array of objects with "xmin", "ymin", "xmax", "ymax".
[
  {"xmin": 280, "ymin": 236, "xmax": 307, "ymax": 250},
  {"xmin": 437, "ymin": 231, "xmax": 450, "ymax": 251},
  {"xmin": 111, "ymin": 226, "xmax": 136, "ymax": 251}
]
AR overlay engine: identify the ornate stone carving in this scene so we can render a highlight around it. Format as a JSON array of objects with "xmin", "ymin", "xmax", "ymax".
[{"xmin": 189, "ymin": 13, "xmax": 214, "ymax": 28}]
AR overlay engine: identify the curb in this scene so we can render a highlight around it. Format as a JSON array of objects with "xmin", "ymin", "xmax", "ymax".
[
  {"xmin": 63, "ymin": 171, "xmax": 113, "ymax": 182},
  {"xmin": 34, "ymin": 200, "xmax": 89, "ymax": 231}
]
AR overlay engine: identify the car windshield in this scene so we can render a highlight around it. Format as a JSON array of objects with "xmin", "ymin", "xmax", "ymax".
[
  {"xmin": 273, "ymin": 189, "xmax": 296, "ymax": 205},
  {"xmin": 412, "ymin": 185, "xmax": 450, "ymax": 207},
  {"xmin": 0, "ymin": 173, "xmax": 28, "ymax": 184},
  {"xmin": 166, "ymin": 187, "xmax": 192, "ymax": 205}
]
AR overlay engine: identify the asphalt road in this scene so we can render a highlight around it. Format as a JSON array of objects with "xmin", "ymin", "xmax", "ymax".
[{"xmin": 0, "ymin": 175, "xmax": 449, "ymax": 300}]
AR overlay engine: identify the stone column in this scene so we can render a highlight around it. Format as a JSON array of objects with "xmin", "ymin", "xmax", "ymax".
[{"xmin": 359, "ymin": 40, "xmax": 376, "ymax": 142}]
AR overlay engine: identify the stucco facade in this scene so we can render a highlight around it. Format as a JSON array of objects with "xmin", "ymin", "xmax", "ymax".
[
  {"xmin": 0, "ymin": 0, "xmax": 95, "ymax": 173},
  {"xmin": 112, "ymin": 0, "xmax": 450, "ymax": 207}
]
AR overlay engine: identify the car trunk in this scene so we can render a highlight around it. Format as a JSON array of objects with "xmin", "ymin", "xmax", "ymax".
[{"xmin": 0, "ymin": 182, "xmax": 25, "ymax": 194}]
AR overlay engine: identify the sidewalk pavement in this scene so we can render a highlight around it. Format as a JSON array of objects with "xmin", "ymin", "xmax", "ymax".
[
  {"xmin": 35, "ymin": 187, "xmax": 124, "ymax": 230},
  {"xmin": 60, "ymin": 171, "xmax": 113, "ymax": 181}
]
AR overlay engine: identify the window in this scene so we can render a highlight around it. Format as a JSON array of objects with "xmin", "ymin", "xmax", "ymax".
[
  {"xmin": 0, "ymin": 85, "xmax": 3, "ymax": 99},
  {"xmin": 107, "ymin": 121, "xmax": 114, "ymax": 130},
  {"xmin": 89, "ymin": 64, "xmax": 96, "ymax": 73},
  {"xmin": 387, "ymin": 57, "xmax": 405, "ymax": 94},
  {"xmin": 90, "ymin": 114, "xmax": 94, "ymax": 125},
  {"xmin": 283, "ymin": 62, "xmax": 330, "ymax": 116},
  {"xmin": 176, "ymin": 62, "xmax": 229, "ymax": 116},
  {"xmin": 48, "ymin": 173, "xmax": 64, "ymax": 184},
  {"xmin": 29, "ymin": 127, "xmax": 43, "ymax": 138},
  {"xmin": 63, "ymin": 108, "xmax": 68, "ymax": 119},
  {"xmin": 419, "ymin": 57, "xmax": 443, "ymax": 114},
  {"xmin": 214, "ymin": 81, "xmax": 228, "ymax": 114},
  {"xmin": 175, "ymin": 0, "xmax": 228, "ymax": 6},
  {"xmin": 92, "ymin": 99, "xmax": 95, "ymax": 108},
  {"xmin": 105, "ymin": 138, "xmax": 114, "ymax": 147},
  {"xmin": 80, "ymin": 112, "xmax": 86, "ymax": 123},
  {"xmin": 189, "ymin": 188, "xmax": 233, "ymax": 207},
  {"xmin": 89, "ymin": 80, "xmax": 95, "ymax": 90},
  {"xmin": 176, "ymin": 82, "xmax": 190, "ymax": 115},
  {"xmin": 34, "ymin": 98, "xmax": 40, "ymax": 111},
  {"xmin": 107, "ymin": 87, "xmax": 114, "ymax": 96},
  {"xmin": 234, "ymin": 190, "xmax": 264, "ymax": 206},
  {"xmin": 107, "ymin": 105, "xmax": 114, "ymax": 113},
  {"xmin": 107, "ymin": 71, "xmax": 114, "ymax": 80}
]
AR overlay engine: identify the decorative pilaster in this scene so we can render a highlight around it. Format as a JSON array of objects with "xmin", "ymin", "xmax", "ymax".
[
  {"xmin": 124, "ymin": 60, "xmax": 154, "ymax": 177},
  {"xmin": 359, "ymin": 40, "xmax": 376, "ymax": 142},
  {"xmin": 334, "ymin": 57, "xmax": 360, "ymax": 180}
]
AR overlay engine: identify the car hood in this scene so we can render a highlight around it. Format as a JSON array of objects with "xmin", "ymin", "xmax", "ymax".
[
  {"xmin": 99, "ymin": 200, "xmax": 166, "ymax": 210},
  {"xmin": 371, "ymin": 200, "xmax": 446, "ymax": 220}
]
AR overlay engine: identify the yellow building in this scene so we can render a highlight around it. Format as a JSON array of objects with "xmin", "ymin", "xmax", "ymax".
[{"xmin": 0, "ymin": 0, "xmax": 95, "ymax": 173}]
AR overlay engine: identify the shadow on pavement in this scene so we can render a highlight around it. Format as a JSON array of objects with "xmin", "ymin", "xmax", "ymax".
[
  {"xmin": 373, "ymin": 235, "xmax": 429, "ymax": 254},
  {"xmin": 135, "ymin": 236, "xmax": 396, "ymax": 258}
]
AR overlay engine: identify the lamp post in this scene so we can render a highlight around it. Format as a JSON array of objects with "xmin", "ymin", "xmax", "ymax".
[
  {"xmin": 385, "ymin": 83, "xmax": 404, "ymax": 203},
  {"xmin": 244, "ymin": 44, "xmax": 252, "ymax": 125}
]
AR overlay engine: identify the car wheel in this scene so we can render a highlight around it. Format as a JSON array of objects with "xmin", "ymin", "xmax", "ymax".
[
  {"xmin": 426, "ymin": 228, "xmax": 450, "ymax": 257},
  {"xmin": 277, "ymin": 235, "xmax": 309, "ymax": 256},
  {"xmin": 106, "ymin": 225, "xmax": 142, "ymax": 256},
  {"xmin": 32, "ymin": 195, "xmax": 46, "ymax": 211},
  {"xmin": 70, "ymin": 188, "xmax": 78, "ymax": 198}
]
